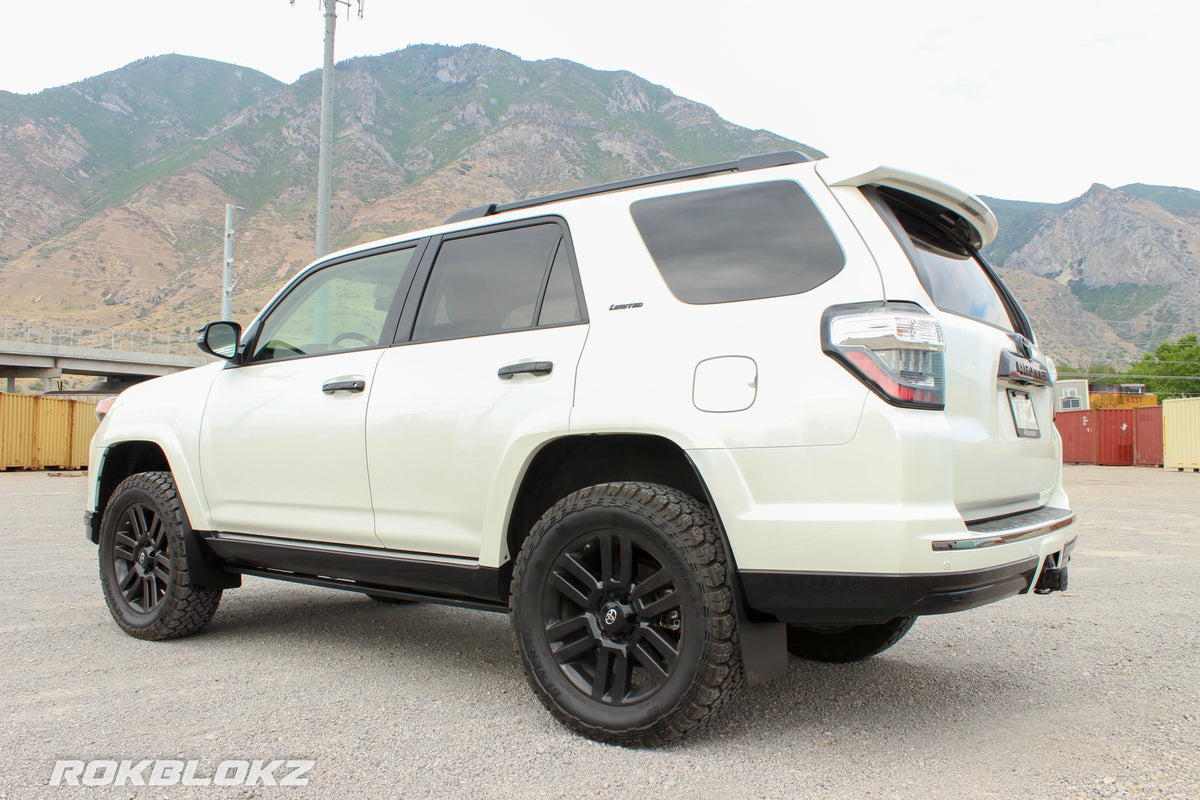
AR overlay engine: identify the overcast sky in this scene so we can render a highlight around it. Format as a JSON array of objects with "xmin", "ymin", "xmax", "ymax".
[{"xmin": 4, "ymin": 0, "xmax": 1195, "ymax": 203}]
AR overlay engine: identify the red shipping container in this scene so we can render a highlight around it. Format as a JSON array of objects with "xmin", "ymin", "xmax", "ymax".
[
  {"xmin": 1055, "ymin": 410, "xmax": 1095, "ymax": 465},
  {"xmin": 1095, "ymin": 408, "xmax": 1136, "ymax": 466},
  {"xmin": 1134, "ymin": 405, "xmax": 1164, "ymax": 467}
]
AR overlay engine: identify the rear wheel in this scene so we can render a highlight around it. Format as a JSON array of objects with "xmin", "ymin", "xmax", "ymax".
[
  {"xmin": 785, "ymin": 617, "xmax": 916, "ymax": 663},
  {"xmin": 98, "ymin": 472, "xmax": 221, "ymax": 640},
  {"xmin": 510, "ymin": 482, "xmax": 742, "ymax": 746}
]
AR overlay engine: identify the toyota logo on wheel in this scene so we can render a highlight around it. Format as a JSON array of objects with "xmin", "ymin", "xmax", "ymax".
[{"xmin": 604, "ymin": 608, "xmax": 618, "ymax": 626}]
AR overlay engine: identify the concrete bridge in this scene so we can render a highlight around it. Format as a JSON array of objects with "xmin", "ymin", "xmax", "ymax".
[{"xmin": 1, "ymin": 318, "xmax": 213, "ymax": 393}]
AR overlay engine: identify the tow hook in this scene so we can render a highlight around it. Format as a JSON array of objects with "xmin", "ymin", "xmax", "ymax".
[{"xmin": 1034, "ymin": 552, "xmax": 1069, "ymax": 594}]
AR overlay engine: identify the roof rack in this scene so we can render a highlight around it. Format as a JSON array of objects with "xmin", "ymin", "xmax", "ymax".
[{"xmin": 443, "ymin": 151, "xmax": 813, "ymax": 224}]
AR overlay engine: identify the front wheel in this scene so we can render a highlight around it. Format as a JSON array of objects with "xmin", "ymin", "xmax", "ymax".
[
  {"xmin": 98, "ymin": 472, "xmax": 222, "ymax": 640},
  {"xmin": 785, "ymin": 617, "xmax": 916, "ymax": 663},
  {"xmin": 510, "ymin": 482, "xmax": 743, "ymax": 746}
]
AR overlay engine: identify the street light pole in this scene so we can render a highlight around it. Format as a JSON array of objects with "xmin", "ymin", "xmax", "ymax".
[
  {"xmin": 222, "ymin": 203, "xmax": 235, "ymax": 320},
  {"xmin": 315, "ymin": 0, "xmax": 337, "ymax": 259},
  {"xmin": 291, "ymin": 0, "xmax": 363, "ymax": 259}
]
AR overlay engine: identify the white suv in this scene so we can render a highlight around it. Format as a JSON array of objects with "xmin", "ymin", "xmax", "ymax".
[{"xmin": 86, "ymin": 152, "xmax": 1075, "ymax": 745}]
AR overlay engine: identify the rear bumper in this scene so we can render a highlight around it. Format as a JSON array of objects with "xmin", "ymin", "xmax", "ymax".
[{"xmin": 740, "ymin": 535, "xmax": 1076, "ymax": 625}]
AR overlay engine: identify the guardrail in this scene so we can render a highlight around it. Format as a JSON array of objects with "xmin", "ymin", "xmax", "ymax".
[{"xmin": 0, "ymin": 318, "xmax": 196, "ymax": 357}]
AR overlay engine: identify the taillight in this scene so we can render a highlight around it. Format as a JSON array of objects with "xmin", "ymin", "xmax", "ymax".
[{"xmin": 822, "ymin": 302, "xmax": 946, "ymax": 409}]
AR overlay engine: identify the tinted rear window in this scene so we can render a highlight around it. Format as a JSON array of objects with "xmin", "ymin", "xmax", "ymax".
[
  {"xmin": 631, "ymin": 181, "xmax": 845, "ymax": 304},
  {"xmin": 871, "ymin": 187, "xmax": 1015, "ymax": 332}
]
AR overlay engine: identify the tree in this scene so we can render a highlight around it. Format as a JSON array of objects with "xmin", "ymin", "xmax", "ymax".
[{"xmin": 1121, "ymin": 334, "xmax": 1200, "ymax": 399}]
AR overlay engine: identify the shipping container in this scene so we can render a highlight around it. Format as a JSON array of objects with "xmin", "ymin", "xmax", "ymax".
[
  {"xmin": 0, "ymin": 392, "xmax": 36, "ymax": 469},
  {"xmin": 1089, "ymin": 391, "xmax": 1159, "ymax": 409},
  {"xmin": 1133, "ymin": 405, "xmax": 1164, "ymax": 468},
  {"xmin": 1094, "ymin": 408, "xmax": 1136, "ymax": 466},
  {"xmin": 1054, "ymin": 409, "xmax": 1096, "ymax": 464},
  {"xmin": 0, "ymin": 393, "xmax": 99, "ymax": 470},
  {"xmin": 1163, "ymin": 397, "xmax": 1200, "ymax": 472}
]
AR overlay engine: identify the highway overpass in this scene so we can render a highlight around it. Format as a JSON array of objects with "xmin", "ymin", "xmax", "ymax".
[{"xmin": 1, "ymin": 319, "xmax": 212, "ymax": 392}]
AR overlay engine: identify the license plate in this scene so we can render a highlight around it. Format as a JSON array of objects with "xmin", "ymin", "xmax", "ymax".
[{"xmin": 1008, "ymin": 389, "xmax": 1040, "ymax": 438}]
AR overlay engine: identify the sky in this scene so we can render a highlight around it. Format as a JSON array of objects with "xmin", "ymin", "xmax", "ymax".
[{"xmin": 3, "ymin": 0, "xmax": 1196, "ymax": 203}]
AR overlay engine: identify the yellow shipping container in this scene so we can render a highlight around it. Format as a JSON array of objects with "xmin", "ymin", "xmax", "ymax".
[
  {"xmin": 0, "ymin": 393, "xmax": 36, "ymax": 469},
  {"xmin": 1089, "ymin": 392, "xmax": 1159, "ymax": 409},
  {"xmin": 1163, "ymin": 397, "xmax": 1200, "ymax": 472},
  {"xmin": 0, "ymin": 393, "xmax": 99, "ymax": 470}
]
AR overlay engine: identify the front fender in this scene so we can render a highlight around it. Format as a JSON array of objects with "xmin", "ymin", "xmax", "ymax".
[{"xmin": 88, "ymin": 363, "xmax": 224, "ymax": 532}]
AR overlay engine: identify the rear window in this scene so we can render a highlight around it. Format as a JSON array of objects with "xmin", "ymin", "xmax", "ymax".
[
  {"xmin": 871, "ymin": 187, "xmax": 1015, "ymax": 332},
  {"xmin": 630, "ymin": 181, "xmax": 845, "ymax": 304}
]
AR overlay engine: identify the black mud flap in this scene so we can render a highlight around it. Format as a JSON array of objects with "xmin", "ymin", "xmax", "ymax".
[{"xmin": 736, "ymin": 602, "xmax": 788, "ymax": 685}]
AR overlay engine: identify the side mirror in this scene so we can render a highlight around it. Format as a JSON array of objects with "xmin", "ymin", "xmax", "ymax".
[{"xmin": 197, "ymin": 321, "xmax": 242, "ymax": 361}]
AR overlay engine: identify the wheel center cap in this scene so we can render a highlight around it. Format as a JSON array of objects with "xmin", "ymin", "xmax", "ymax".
[
  {"xmin": 134, "ymin": 548, "xmax": 156, "ymax": 576},
  {"xmin": 600, "ymin": 602, "xmax": 633, "ymax": 635}
]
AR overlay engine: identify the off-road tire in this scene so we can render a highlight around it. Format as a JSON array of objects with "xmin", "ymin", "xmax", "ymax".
[
  {"xmin": 785, "ymin": 617, "xmax": 916, "ymax": 663},
  {"xmin": 510, "ymin": 482, "xmax": 743, "ymax": 746},
  {"xmin": 98, "ymin": 471, "xmax": 222, "ymax": 640}
]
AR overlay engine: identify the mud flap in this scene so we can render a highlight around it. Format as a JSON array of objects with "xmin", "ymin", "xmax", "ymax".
[{"xmin": 736, "ymin": 602, "xmax": 787, "ymax": 685}]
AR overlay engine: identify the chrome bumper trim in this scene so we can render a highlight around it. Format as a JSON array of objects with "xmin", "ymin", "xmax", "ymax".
[{"xmin": 933, "ymin": 506, "xmax": 1076, "ymax": 551}]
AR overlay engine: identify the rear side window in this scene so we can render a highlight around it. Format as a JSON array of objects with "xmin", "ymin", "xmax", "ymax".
[
  {"xmin": 630, "ymin": 181, "xmax": 845, "ymax": 304},
  {"xmin": 871, "ymin": 187, "xmax": 1015, "ymax": 332}
]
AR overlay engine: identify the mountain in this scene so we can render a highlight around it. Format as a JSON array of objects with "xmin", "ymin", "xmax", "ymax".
[
  {"xmin": 1, "ymin": 45, "xmax": 1196, "ymax": 371},
  {"xmin": 0, "ymin": 45, "xmax": 815, "ymax": 332},
  {"xmin": 979, "ymin": 197, "xmax": 1069, "ymax": 266},
  {"xmin": 1118, "ymin": 183, "xmax": 1200, "ymax": 220},
  {"xmin": 996, "ymin": 184, "xmax": 1200, "ymax": 356}
]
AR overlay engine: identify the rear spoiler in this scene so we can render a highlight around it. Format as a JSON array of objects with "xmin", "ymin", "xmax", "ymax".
[{"xmin": 817, "ymin": 161, "xmax": 999, "ymax": 249}]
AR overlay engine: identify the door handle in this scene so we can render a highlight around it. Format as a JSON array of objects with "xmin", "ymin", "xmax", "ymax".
[
  {"xmin": 497, "ymin": 361, "xmax": 553, "ymax": 379},
  {"xmin": 322, "ymin": 379, "xmax": 366, "ymax": 394}
]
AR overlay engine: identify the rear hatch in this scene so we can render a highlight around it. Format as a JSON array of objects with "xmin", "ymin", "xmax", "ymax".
[{"xmin": 826, "ymin": 165, "xmax": 1060, "ymax": 521}]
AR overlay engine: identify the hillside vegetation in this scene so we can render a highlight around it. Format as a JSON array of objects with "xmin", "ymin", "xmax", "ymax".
[{"xmin": 2, "ymin": 45, "xmax": 1197, "ymax": 369}]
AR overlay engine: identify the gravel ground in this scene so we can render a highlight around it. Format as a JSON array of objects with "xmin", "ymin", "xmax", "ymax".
[{"xmin": 1, "ymin": 465, "xmax": 1197, "ymax": 800}]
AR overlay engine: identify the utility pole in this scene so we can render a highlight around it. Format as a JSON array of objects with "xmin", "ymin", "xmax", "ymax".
[
  {"xmin": 294, "ymin": 0, "xmax": 364, "ymax": 259},
  {"xmin": 222, "ymin": 203, "xmax": 235, "ymax": 320}
]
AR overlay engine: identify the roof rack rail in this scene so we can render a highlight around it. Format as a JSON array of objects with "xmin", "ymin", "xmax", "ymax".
[{"xmin": 442, "ymin": 150, "xmax": 813, "ymax": 224}]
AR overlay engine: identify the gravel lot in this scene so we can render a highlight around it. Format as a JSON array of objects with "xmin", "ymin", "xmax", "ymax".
[{"xmin": 1, "ymin": 465, "xmax": 1197, "ymax": 800}]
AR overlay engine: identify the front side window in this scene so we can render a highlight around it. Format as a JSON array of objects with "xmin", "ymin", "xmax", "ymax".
[
  {"xmin": 412, "ymin": 223, "xmax": 581, "ymax": 341},
  {"xmin": 630, "ymin": 181, "xmax": 845, "ymax": 304},
  {"xmin": 250, "ymin": 246, "xmax": 417, "ymax": 362},
  {"xmin": 871, "ymin": 187, "xmax": 1016, "ymax": 332}
]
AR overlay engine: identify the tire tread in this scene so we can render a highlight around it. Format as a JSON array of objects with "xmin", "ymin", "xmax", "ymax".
[
  {"xmin": 100, "ymin": 471, "xmax": 221, "ymax": 641},
  {"xmin": 510, "ymin": 481, "xmax": 743, "ymax": 746}
]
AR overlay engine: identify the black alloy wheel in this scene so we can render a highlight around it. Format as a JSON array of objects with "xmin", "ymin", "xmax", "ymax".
[
  {"xmin": 542, "ymin": 527, "xmax": 686, "ymax": 705},
  {"xmin": 99, "ymin": 472, "xmax": 222, "ymax": 640},
  {"xmin": 111, "ymin": 499, "xmax": 171, "ymax": 614},
  {"xmin": 511, "ymin": 482, "xmax": 743, "ymax": 746}
]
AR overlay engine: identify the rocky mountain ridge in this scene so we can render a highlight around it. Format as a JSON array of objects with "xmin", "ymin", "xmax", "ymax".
[
  {"xmin": 1, "ymin": 45, "xmax": 1196, "ymax": 369},
  {"xmin": 994, "ymin": 183, "xmax": 1200, "ymax": 357}
]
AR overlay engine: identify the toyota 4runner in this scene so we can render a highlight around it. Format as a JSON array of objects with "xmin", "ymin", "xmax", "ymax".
[{"xmin": 86, "ymin": 151, "xmax": 1076, "ymax": 745}]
